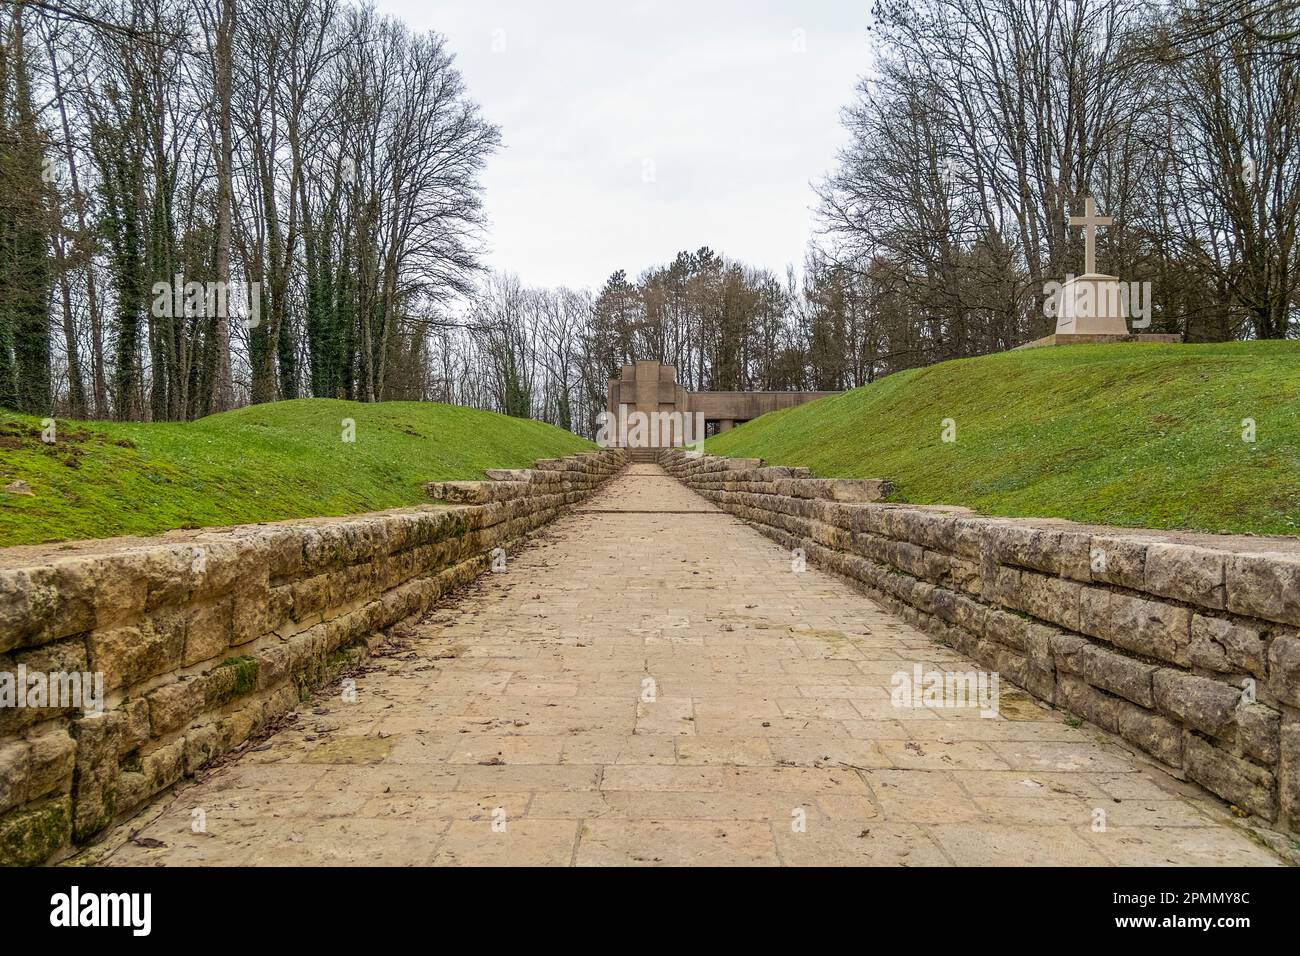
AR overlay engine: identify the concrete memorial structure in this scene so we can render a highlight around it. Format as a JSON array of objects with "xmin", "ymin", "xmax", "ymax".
[{"xmin": 605, "ymin": 360, "xmax": 837, "ymax": 459}]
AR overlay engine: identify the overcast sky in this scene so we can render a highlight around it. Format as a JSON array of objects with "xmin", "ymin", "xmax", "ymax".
[{"xmin": 377, "ymin": 0, "xmax": 873, "ymax": 292}]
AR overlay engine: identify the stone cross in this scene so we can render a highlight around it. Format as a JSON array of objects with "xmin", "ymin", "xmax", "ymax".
[{"xmin": 1068, "ymin": 197, "xmax": 1112, "ymax": 276}]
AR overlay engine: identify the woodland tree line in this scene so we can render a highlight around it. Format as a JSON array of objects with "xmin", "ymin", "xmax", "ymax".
[
  {"xmin": 1, "ymin": 0, "xmax": 1297, "ymax": 438},
  {"xmin": 1, "ymin": 0, "xmax": 498, "ymax": 421}
]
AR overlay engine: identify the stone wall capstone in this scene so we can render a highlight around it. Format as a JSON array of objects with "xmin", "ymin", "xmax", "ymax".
[
  {"xmin": 659, "ymin": 448, "xmax": 1300, "ymax": 836},
  {"xmin": 0, "ymin": 449, "xmax": 625, "ymax": 865}
]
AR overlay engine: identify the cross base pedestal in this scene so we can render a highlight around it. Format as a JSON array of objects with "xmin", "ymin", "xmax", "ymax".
[{"xmin": 1054, "ymin": 274, "xmax": 1132, "ymax": 335}]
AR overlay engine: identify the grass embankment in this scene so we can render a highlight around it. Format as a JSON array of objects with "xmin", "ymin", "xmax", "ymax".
[
  {"xmin": 0, "ymin": 398, "xmax": 594, "ymax": 547},
  {"xmin": 705, "ymin": 341, "xmax": 1300, "ymax": 536}
]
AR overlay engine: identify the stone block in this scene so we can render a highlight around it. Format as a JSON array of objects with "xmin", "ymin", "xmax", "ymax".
[
  {"xmin": 1188, "ymin": 614, "xmax": 1266, "ymax": 678},
  {"xmin": 1078, "ymin": 586, "xmax": 1111, "ymax": 640},
  {"xmin": 147, "ymin": 678, "xmax": 206, "ymax": 737},
  {"xmin": 183, "ymin": 723, "xmax": 220, "ymax": 775},
  {"xmin": 0, "ymin": 739, "xmax": 29, "ymax": 814},
  {"xmin": 1048, "ymin": 630, "xmax": 1089, "ymax": 661},
  {"xmin": 1280, "ymin": 721, "xmax": 1300, "ymax": 832},
  {"xmin": 89, "ymin": 552, "xmax": 151, "ymax": 629},
  {"xmin": 0, "ymin": 562, "xmax": 100, "ymax": 652},
  {"xmin": 1184, "ymin": 733, "xmax": 1275, "ymax": 820},
  {"xmin": 1055, "ymin": 673, "xmax": 1120, "ymax": 733},
  {"xmin": 1023, "ymin": 623, "xmax": 1057, "ymax": 675},
  {"xmin": 0, "ymin": 638, "xmax": 91, "ymax": 734},
  {"xmin": 986, "ymin": 523, "xmax": 1092, "ymax": 581},
  {"xmin": 1116, "ymin": 701, "xmax": 1183, "ymax": 768},
  {"xmin": 1237, "ymin": 703, "xmax": 1280, "ymax": 764},
  {"xmin": 950, "ymin": 517, "xmax": 991, "ymax": 560},
  {"xmin": 140, "ymin": 737, "xmax": 186, "ymax": 795},
  {"xmin": 88, "ymin": 610, "xmax": 186, "ymax": 693},
  {"xmin": 0, "ymin": 795, "xmax": 71, "ymax": 867},
  {"xmin": 1012, "ymin": 571, "xmax": 1082, "ymax": 632},
  {"xmin": 71, "ymin": 709, "xmax": 126, "ymax": 839},
  {"xmin": 183, "ymin": 595, "xmax": 234, "ymax": 666},
  {"xmin": 1057, "ymin": 642, "xmax": 1156, "ymax": 708},
  {"xmin": 1267, "ymin": 634, "xmax": 1300, "ymax": 708},
  {"xmin": 0, "ymin": 570, "xmax": 49, "ymax": 652},
  {"xmin": 1104, "ymin": 593, "xmax": 1191, "ymax": 664},
  {"xmin": 121, "ymin": 697, "xmax": 151, "ymax": 752},
  {"xmin": 1085, "ymin": 534, "xmax": 1149, "ymax": 590},
  {"xmin": 26, "ymin": 726, "xmax": 76, "ymax": 802},
  {"xmin": 983, "ymin": 608, "xmax": 1029, "ymax": 651},
  {"xmin": 819, "ymin": 479, "xmax": 893, "ymax": 503},
  {"xmin": 1226, "ymin": 552, "xmax": 1300, "ymax": 627},
  {"xmin": 1144, "ymin": 543, "xmax": 1226, "ymax": 609},
  {"xmin": 1153, "ymin": 670, "xmax": 1239, "ymax": 738}
]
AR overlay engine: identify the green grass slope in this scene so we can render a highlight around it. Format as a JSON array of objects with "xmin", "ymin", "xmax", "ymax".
[
  {"xmin": 0, "ymin": 399, "xmax": 594, "ymax": 547},
  {"xmin": 706, "ymin": 341, "xmax": 1300, "ymax": 537}
]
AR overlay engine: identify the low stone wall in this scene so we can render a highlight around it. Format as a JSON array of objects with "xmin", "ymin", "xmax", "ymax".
[
  {"xmin": 660, "ymin": 448, "xmax": 1300, "ymax": 835},
  {"xmin": 0, "ymin": 449, "xmax": 624, "ymax": 865}
]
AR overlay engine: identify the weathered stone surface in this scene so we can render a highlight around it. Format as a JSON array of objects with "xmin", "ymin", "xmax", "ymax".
[
  {"xmin": 147, "ymin": 678, "xmax": 206, "ymax": 737},
  {"xmin": 26, "ymin": 726, "xmax": 76, "ymax": 802},
  {"xmin": 184, "ymin": 596, "xmax": 234, "ymax": 666},
  {"xmin": 929, "ymin": 587, "xmax": 987, "ymax": 633},
  {"xmin": 1055, "ymin": 642, "xmax": 1156, "ymax": 708},
  {"xmin": 1145, "ymin": 543, "xmax": 1226, "ymax": 608},
  {"xmin": 1055, "ymin": 673, "xmax": 1120, "ymax": 733},
  {"xmin": 71, "ymin": 710, "xmax": 125, "ymax": 840},
  {"xmin": 0, "ymin": 638, "xmax": 91, "ymax": 734},
  {"xmin": 986, "ymin": 524, "xmax": 1091, "ymax": 581},
  {"xmin": 1226, "ymin": 552, "xmax": 1300, "ymax": 627},
  {"xmin": 1281, "ymin": 721, "xmax": 1300, "ymax": 832},
  {"xmin": 0, "ymin": 739, "xmax": 29, "ymax": 814},
  {"xmin": 140, "ymin": 737, "xmax": 185, "ymax": 795},
  {"xmin": 0, "ymin": 564, "xmax": 97, "ymax": 652},
  {"xmin": 1078, "ymin": 585, "xmax": 1110, "ymax": 640},
  {"xmin": 1237, "ymin": 704, "xmax": 1281, "ymax": 764},
  {"xmin": 121, "ymin": 697, "xmax": 151, "ymax": 752},
  {"xmin": 183, "ymin": 723, "xmax": 220, "ymax": 775},
  {"xmin": 1267, "ymin": 634, "xmax": 1300, "ymax": 708},
  {"xmin": 1010, "ymin": 571, "xmax": 1082, "ymax": 632},
  {"xmin": 0, "ymin": 570, "xmax": 53, "ymax": 653},
  {"xmin": 1153, "ymin": 670, "xmax": 1240, "ymax": 738},
  {"xmin": 1105, "ymin": 593, "xmax": 1191, "ymax": 665},
  {"xmin": 1022, "ymin": 623, "xmax": 1057, "ymax": 675},
  {"xmin": 1085, "ymin": 534, "xmax": 1150, "ymax": 591},
  {"xmin": 1184, "ymin": 733, "xmax": 1275, "ymax": 820},
  {"xmin": 816, "ymin": 479, "xmax": 893, "ymax": 503},
  {"xmin": 0, "ymin": 795, "xmax": 71, "ymax": 867},
  {"xmin": 1188, "ymin": 614, "xmax": 1267, "ymax": 677},
  {"xmin": 88, "ymin": 554, "xmax": 150, "ymax": 629},
  {"xmin": 1048, "ymin": 630, "xmax": 1089, "ymax": 660},
  {"xmin": 1116, "ymin": 700, "xmax": 1184, "ymax": 768},
  {"xmin": 88, "ymin": 612, "xmax": 187, "ymax": 692},
  {"xmin": 982, "ymin": 608, "xmax": 1030, "ymax": 651}
]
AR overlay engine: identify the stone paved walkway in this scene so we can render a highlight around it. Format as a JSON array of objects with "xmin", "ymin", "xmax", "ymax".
[{"xmin": 95, "ymin": 465, "xmax": 1284, "ymax": 866}]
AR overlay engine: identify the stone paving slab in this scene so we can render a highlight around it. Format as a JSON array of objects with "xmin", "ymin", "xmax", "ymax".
[{"xmin": 88, "ymin": 465, "xmax": 1286, "ymax": 866}]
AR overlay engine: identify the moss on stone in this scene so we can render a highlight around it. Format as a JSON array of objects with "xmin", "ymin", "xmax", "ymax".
[
  {"xmin": 326, "ymin": 642, "xmax": 365, "ymax": 670},
  {"xmin": 72, "ymin": 786, "xmax": 117, "ymax": 843},
  {"xmin": 206, "ymin": 656, "xmax": 259, "ymax": 707},
  {"xmin": 0, "ymin": 796, "xmax": 72, "ymax": 867}
]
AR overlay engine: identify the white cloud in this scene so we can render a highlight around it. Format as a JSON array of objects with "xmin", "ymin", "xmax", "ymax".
[{"xmin": 376, "ymin": 0, "xmax": 871, "ymax": 289}]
